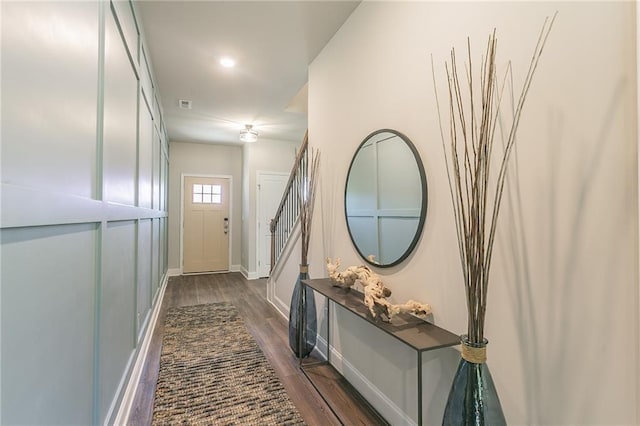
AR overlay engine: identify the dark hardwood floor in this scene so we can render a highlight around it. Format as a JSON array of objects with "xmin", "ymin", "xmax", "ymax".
[{"xmin": 127, "ymin": 272, "xmax": 386, "ymax": 426}]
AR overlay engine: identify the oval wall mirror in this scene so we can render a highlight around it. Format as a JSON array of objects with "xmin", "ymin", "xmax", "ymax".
[{"xmin": 344, "ymin": 129, "xmax": 427, "ymax": 268}]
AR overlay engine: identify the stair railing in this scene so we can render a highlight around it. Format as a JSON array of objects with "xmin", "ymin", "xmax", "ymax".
[{"xmin": 270, "ymin": 131, "xmax": 309, "ymax": 272}]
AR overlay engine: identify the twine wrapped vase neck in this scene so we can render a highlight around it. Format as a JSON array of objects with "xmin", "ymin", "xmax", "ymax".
[
  {"xmin": 460, "ymin": 335, "xmax": 487, "ymax": 364},
  {"xmin": 444, "ymin": 334, "xmax": 505, "ymax": 425}
]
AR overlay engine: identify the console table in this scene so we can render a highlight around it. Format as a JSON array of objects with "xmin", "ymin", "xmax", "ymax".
[{"xmin": 298, "ymin": 278, "xmax": 460, "ymax": 426}]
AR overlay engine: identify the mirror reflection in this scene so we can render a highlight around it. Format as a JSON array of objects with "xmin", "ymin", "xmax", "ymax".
[{"xmin": 345, "ymin": 129, "xmax": 427, "ymax": 267}]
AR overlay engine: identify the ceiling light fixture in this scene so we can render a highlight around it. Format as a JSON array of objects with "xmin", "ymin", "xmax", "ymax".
[
  {"xmin": 239, "ymin": 124, "xmax": 258, "ymax": 143},
  {"xmin": 220, "ymin": 57, "xmax": 236, "ymax": 68}
]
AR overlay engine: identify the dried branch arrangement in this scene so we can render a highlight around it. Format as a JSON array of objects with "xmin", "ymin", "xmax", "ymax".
[
  {"xmin": 299, "ymin": 147, "xmax": 321, "ymax": 265},
  {"xmin": 432, "ymin": 15, "xmax": 556, "ymax": 344}
]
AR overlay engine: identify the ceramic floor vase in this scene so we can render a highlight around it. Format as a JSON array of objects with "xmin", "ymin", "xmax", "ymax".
[
  {"xmin": 442, "ymin": 336, "xmax": 506, "ymax": 426},
  {"xmin": 288, "ymin": 266, "xmax": 317, "ymax": 358}
]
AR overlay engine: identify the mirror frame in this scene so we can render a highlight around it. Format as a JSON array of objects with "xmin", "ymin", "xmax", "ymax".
[{"xmin": 344, "ymin": 129, "xmax": 428, "ymax": 268}]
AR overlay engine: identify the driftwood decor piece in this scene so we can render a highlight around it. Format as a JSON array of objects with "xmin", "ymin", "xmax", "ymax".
[{"xmin": 326, "ymin": 258, "xmax": 431, "ymax": 322}]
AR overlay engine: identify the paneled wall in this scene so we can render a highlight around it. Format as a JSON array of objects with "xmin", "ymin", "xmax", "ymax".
[{"xmin": 1, "ymin": 1, "xmax": 168, "ymax": 424}]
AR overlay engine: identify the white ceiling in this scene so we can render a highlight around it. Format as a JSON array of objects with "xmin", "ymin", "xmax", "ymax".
[{"xmin": 136, "ymin": 1, "xmax": 360, "ymax": 146}]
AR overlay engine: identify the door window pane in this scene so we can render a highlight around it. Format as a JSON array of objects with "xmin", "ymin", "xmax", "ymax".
[{"xmin": 193, "ymin": 183, "xmax": 222, "ymax": 204}]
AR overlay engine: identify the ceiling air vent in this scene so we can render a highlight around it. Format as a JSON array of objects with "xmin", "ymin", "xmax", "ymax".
[{"xmin": 178, "ymin": 99, "xmax": 192, "ymax": 109}]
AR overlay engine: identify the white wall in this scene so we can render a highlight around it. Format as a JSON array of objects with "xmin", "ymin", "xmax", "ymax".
[
  {"xmin": 295, "ymin": 2, "xmax": 637, "ymax": 424},
  {"xmin": 167, "ymin": 141, "xmax": 243, "ymax": 272},
  {"xmin": 1, "ymin": 1, "xmax": 169, "ymax": 424},
  {"xmin": 241, "ymin": 138, "xmax": 300, "ymax": 277},
  {"xmin": 167, "ymin": 138, "xmax": 299, "ymax": 277}
]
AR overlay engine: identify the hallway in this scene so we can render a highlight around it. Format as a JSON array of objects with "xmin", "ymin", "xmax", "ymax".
[{"xmin": 127, "ymin": 273, "xmax": 384, "ymax": 425}]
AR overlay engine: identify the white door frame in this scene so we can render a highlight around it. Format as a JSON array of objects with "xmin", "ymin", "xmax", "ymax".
[
  {"xmin": 180, "ymin": 173, "xmax": 233, "ymax": 274},
  {"xmin": 636, "ymin": 4, "xmax": 640, "ymax": 420},
  {"xmin": 256, "ymin": 171, "xmax": 290, "ymax": 278}
]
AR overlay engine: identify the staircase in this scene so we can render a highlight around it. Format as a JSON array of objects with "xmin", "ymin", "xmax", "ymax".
[{"xmin": 269, "ymin": 131, "xmax": 309, "ymax": 272}]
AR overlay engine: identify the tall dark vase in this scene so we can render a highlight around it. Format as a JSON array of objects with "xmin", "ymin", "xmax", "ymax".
[
  {"xmin": 442, "ymin": 335, "xmax": 506, "ymax": 426},
  {"xmin": 288, "ymin": 264, "xmax": 317, "ymax": 358}
]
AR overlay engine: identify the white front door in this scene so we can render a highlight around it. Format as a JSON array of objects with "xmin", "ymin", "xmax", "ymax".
[
  {"xmin": 183, "ymin": 176, "xmax": 230, "ymax": 273},
  {"xmin": 257, "ymin": 172, "xmax": 289, "ymax": 277}
]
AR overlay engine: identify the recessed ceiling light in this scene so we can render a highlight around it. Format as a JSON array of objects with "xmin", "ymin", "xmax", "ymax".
[{"xmin": 220, "ymin": 57, "xmax": 236, "ymax": 68}]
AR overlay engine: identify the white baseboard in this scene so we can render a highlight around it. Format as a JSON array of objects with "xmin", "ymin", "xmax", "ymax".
[
  {"xmin": 266, "ymin": 277, "xmax": 274, "ymax": 303},
  {"xmin": 112, "ymin": 272, "xmax": 169, "ymax": 426},
  {"xmin": 269, "ymin": 299, "xmax": 289, "ymax": 322},
  {"xmin": 267, "ymin": 288, "xmax": 409, "ymax": 423},
  {"xmin": 167, "ymin": 268, "xmax": 181, "ymax": 277},
  {"xmin": 329, "ymin": 345, "xmax": 415, "ymax": 426},
  {"xmin": 104, "ymin": 346, "xmax": 137, "ymax": 425},
  {"xmin": 241, "ymin": 266, "xmax": 249, "ymax": 279},
  {"xmin": 272, "ymin": 294, "xmax": 291, "ymax": 318},
  {"xmin": 314, "ymin": 334, "xmax": 328, "ymax": 361},
  {"xmin": 168, "ymin": 266, "xmax": 242, "ymax": 277},
  {"xmin": 240, "ymin": 266, "xmax": 259, "ymax": 280}
]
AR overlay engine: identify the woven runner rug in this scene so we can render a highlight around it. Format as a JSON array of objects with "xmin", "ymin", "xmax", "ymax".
[{"xmin": 152, "ymin": 302, "xmax": 305, "ymax": 425}]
